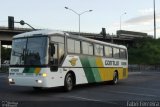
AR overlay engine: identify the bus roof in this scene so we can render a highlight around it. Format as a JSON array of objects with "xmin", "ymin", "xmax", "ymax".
[
  {"xmin": 13, "ymin": 29, "xmax": 127, "ymax": 49},
  {"xmin": 13, "ymin": 29, "xmax": 64, "ymax": 38}
]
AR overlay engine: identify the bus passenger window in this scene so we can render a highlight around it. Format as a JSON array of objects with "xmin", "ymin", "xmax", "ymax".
[
  {"xmin": 88, "ymin": 43, "xmax": 93, "ymax": 55},
  {"xmin": 51, "ymin": 36, "xmax": 64, "ymax": 43},
  {"xmin": 113, "ymin": 48, "xmax": 120, "ymax": 58},
  {"xmin": 49, "ymin": 44, "xmax": 58, "ymax": 65},
  {"xmin": 67, "ymin": 39, "xmax": 74, "ymax": 53},
  {"xmin": 105, "ymin": 46, "xmax": 112, "ymax": 58},
  {"xmin": 67, "ymin": 39, "xmax": 80, "ymax": 54},
  {"xmin": 75, "ymin": 40, "xmax": 80, "ymax": 54},
  {"xmin": 59, "ymin": 43, "xmax": 64, "ymax": 63},
  {"xmin": 82, "ymin": 42, "xmax": 93, "ymax": 55},
  {"xmin": 82, "ymin": 42, "xmax": 88, "ymax": 54},
  {"xmin": 95, "ymin": 44, "xmax": 103, "ymax": 56},
  {"xmin": 120, "ymin": 49, "xmax": 127, "ymax": 59}
]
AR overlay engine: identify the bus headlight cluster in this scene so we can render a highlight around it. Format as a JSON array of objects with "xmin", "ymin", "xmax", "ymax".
[
  {"xmin": 37, "ymin": 80, "xmax": 42, "ymax": 84},
  {"xmin": 9, "ymin": 78, "xmax": 15, "ymax": 84},
  {"xmin": 9, "ymin": 78, "xmax": 13, "ymax": 82},
  {"xmin": 42, "ymin": 73, "xmax": 47, "ymax": 77},
  {"xmin": 38, "ymin": 73, "xmax": 47, "ymax": 77}
]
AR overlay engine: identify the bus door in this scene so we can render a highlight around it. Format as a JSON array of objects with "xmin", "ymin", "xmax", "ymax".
[{"xmin": 50, "ymin": 43, "xmax": 59, "ymax": 71}]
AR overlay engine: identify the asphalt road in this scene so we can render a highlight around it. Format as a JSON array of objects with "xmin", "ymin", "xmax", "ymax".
[{"xmin": 0, "ymin": 72, "xmax": 160, "ymax": 107}]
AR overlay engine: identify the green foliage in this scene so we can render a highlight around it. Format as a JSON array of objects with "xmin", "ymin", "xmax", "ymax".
[
  {"xmin": 128, "ymin": 37, "xmax": 160, "ymax": 64},
  {"xmin": 1, "ymin": 46, "xmax": 11, "ymax": 63}
]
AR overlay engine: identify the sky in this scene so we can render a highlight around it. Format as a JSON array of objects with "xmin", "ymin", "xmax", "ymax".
[{"xmin": 0, "ymin": 0, "xmax": 160, "ymax": 38}]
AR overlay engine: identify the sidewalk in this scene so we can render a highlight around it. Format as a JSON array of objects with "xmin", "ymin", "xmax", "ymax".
[{"xmin": 128, "ymin": 72, "xmax": 142, "ymax": 75}]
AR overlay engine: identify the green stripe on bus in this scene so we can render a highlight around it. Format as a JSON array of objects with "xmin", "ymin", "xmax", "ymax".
[
  {"xmin": 80, "ymin": 56, "xmax": 95, "ymax": 83},
  {"xmin": 88, "ymin": 57, "xmax": 101, "ymax": 82},
  {"xmin": 23, "ymin": 68, "xmax": 35, "ymax": 73}
]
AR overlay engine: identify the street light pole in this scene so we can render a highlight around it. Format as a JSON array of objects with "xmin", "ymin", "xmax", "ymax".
[
  {"xmin": 153, "ymin": 0, "xmax": 156, "ymax": 39},
  {"xmin": 15, "ymin": 20, "xmax": 36, "ymax": 30},
  {"xmin": 65, "ymin": 7, "xmax": 92, "ymax": 36},
  {"xmin": 79, "ymin": 15, "xmax": 80, "ymax": 35},
  {"xmin": 120, "ymin": 12, "xmax": 127, "ymax": 30}
]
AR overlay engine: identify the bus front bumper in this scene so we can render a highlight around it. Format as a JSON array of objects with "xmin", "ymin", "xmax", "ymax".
[{"xmin": 8, "ymin": 76, "xmax": 50, "ymax": 87}]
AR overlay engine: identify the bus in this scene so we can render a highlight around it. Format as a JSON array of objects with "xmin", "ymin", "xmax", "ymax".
[{"xmin": 9, "ymin": 30, "xmax": 128, "ymax": 91}]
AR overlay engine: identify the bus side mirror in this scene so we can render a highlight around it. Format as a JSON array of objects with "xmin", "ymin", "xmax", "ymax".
[{"xmin": 50, "ymin": 44, "xmax": 55, "ymax": 56}]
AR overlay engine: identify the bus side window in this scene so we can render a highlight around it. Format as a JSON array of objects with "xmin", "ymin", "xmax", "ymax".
[
  {"xmin": 88, "ymin": 43, "xmax": 93, "ymax": 55},
  {"xmin": 49, "ymin": 43, "xmax": 58, "ymax": 65},
  {"xmin": 49, "ymin": 43, "xmax": 58, "ymax": 71},
  {"xmin": 113, "ymin": 48, "xmax": 120, "ymax": 58},
  {"xmin": 67, "ymin": 39, "xmax": 75, "ymax": 53},
  {"xmin": 59, "ymin": 43, "xmax": 64, "ymax": 64},
  {"xmin": 51, "ymin": 36, "xmax": 64, "ymax": 43},
  {"xmin": 82, "ymin": 42, "xmax": 93, "ymax": 55},
  {"xmin": 120, "ymin": 49, "xmax": 126, "ymax": 59},
  {"xmin": 95, "ymin": 44, "xmax": 103, "ymax": 56},
  {"xmin": 75, "ymin": 40, "xmax": 80, "ymax": 54},
  {"xmin": 105, "ymin": 46, "xmax": 112, "ymax": 58},
  {"xmin": 67, "ymin": 38, "xmax": 80, "ymax": 54},
  {"xmin": 82, "ymin": 42, "xmax": 88, "ymax": 54}
]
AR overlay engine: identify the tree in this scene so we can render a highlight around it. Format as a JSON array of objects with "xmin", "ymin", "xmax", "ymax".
[
  {"xmin": 1, "ymin": 46, "xmax": 11, "ymax": 64},
  {"xmin": 128, "ymin": 37, "xmax": 160, "ymax": 64}
]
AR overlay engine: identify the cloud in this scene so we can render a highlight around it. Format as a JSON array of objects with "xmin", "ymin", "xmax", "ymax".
[
  {"xmin": 126, "ymin": 15, "xmax": 152, "ymax": 24},
  {"xmin": 125, "ymin": 7, "xmax": 160, "ymax": 25},
  {"xmin": 125, "ymin": 14, "xmax": 160, "ymax": 25}
]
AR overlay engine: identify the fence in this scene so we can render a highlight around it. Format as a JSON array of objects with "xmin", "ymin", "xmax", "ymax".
[
  {"xmin": 0, "ymin": 64, "xmax": 9, "ymax": 73},
  {"xmin": 129, "ymin": 64, "xmax": 160, "ymax": 72}
]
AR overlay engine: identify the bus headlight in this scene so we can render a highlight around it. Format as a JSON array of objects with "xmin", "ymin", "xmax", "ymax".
[
  {"xmin": 42, "ymin": 73, "xmax": 47, "ymax": 77},
  {"xmin": 37, "ymin": 80, "xmax": 42, "ymax": 84},
  {"xmin": 9, "ymin": 78, "xmax": 13, "ymax": 82}
]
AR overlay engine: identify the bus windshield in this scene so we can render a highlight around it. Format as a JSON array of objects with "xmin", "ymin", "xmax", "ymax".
[{"xmin": 10, "ymin": 36, "xmax": 48, "ymax": 66}]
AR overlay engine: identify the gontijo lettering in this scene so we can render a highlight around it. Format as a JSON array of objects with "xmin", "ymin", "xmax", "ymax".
[{"xmin": 105, "ymin": 60, "xmax": 119, "ymax": 66}]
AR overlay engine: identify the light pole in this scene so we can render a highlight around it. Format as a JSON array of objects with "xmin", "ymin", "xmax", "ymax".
[
  {"xmin": 153, "ymin": 0, "xmax": 156, "ymax": 39},
  {"xmin": 120, "ymin": 12, "xmax": 127, "ymax": 30},
  {"xmin": 65, "ymin": 7, "xmax": 92, "ymax": 36}
]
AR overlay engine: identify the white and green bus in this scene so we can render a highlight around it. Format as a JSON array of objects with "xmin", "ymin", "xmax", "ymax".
[{"xmin": 9, "ymin": 30, "xmax": 128, "ymax": 91}]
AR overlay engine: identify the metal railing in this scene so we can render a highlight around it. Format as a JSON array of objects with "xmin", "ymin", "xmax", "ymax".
[{"xmin": 129, "ymin": 64, "xmax": 160, "ymax": 72}]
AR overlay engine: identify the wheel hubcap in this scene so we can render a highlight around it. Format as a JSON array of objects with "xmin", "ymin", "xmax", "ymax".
[
  {"xmin": 67, "ymin": 76, "xmax": 72, "ymax": 89},
  {"xmin": 114, "ymin": 73, "xmax": 118, "ymax": 84}
]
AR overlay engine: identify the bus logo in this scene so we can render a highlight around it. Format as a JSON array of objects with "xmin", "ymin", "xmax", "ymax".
[{"xmin": 69, "ymin": 58, "xmax": 78, "ymax": 66}]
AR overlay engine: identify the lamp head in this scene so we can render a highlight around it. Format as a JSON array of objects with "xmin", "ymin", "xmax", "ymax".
[{"xmin": 65, "ymin": 7, "xmax": 69, "ymax": 9}]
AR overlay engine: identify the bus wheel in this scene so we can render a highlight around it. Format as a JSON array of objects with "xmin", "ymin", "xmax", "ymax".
[
  {"xmin": 33, "ymin": 87, "xmax": 42, "ymax": 91},
  {"xmin": 64, "ymin": 73, "xmax": 73, "ymax": 91},
  {"xmin": 111, "ymin": 72, "xmax": 118, "ymax": 85}
]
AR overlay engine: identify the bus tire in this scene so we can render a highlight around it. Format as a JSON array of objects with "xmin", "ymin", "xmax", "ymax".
[
  {"xmin": 111, "ymin": 71, "xmax": 118, "ymax": 85},
  {"xmin": 64, "ymin": 73, "xmax": 74, "ymax": 92}
]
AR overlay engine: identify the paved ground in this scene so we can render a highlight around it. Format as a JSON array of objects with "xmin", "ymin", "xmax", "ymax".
[{"xmin": 0, "ymin": 72, "xmax": 160, "ymax": 107}]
